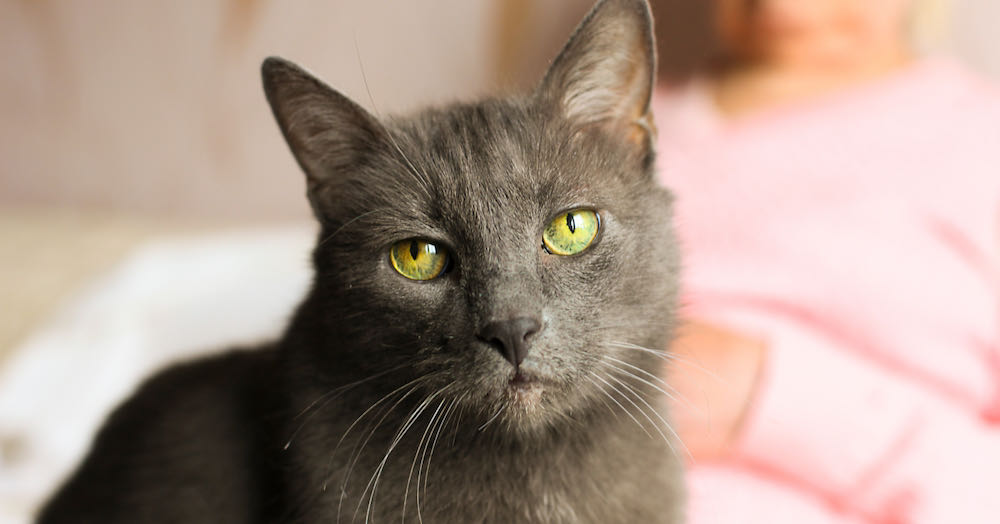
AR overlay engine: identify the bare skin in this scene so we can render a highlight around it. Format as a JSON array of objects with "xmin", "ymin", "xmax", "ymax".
[
  {"xmin": 712, "ymin": 0, "xmax": 913, "ymax": 117},
  {"xmin": 667, "ymin": 321, "xmax": 767, "ymax": 461}
]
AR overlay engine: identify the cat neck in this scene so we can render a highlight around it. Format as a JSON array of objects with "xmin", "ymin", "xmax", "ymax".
[{"xmin": 278, "ymin": 383, "xmax": 677, "ymax": 523}]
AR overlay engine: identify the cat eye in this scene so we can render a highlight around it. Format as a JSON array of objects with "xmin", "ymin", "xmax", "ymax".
[
  {"xmin": 542, "ymin": 209, "xmax": 600, "ymax": 256},
  {"xmin": 389, "ymin": 239, "xmax": 450, "ymax": 281}
]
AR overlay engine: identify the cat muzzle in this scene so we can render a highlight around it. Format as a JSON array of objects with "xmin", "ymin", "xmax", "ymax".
[{"xmin": 476, "ymin": 316, "xmax": 542, "ymax": 371}]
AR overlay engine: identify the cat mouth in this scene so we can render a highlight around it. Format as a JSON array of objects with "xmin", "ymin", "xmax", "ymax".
[
  {"xmin": 505, "ymin": 370, "xmax": 545, "ymax": 407},
  {"xmin": 509, "ymin": 370, "xmax": 534, "ymax": 388}
]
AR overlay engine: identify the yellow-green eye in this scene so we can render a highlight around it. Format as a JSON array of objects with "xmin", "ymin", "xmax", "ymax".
[
  {"xmin": 542, "ymin": 209, "xmax": 600, "ymax": 256},
  {"xmin": 390, "ymin": 239, "xmax": 449, "ymax": 281}
]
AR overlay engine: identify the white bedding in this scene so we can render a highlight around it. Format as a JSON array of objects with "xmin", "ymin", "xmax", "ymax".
[{"xmin": 0, "ymin": 227, "xmax": 315, "ymax": 522}]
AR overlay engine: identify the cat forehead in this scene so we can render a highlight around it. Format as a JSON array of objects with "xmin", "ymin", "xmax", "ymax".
[
  {"xmin": 397, "ymin": 100, "xmax": 543, "ymax": 186},
  {"xmin": 324, "ymin": 96, "xmax": 648, "ymax": 248},
  {"xmin": 383, "ymin": 99, "xmax": 624, "ymax": 210}
]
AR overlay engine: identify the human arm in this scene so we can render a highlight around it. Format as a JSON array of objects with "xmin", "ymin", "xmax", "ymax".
[
  {"xmin": 669, "ymin": 316, "xmax": 1000, "ymax": 523},
  {"xmin": 666, "ymin": 319, "xmax": 766, "ymax": 461}
]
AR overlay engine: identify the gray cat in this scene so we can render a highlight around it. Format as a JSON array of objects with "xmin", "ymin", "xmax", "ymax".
[{"xmin": 38, "ymin": 0, "xmax": 684, "ymax": 522}]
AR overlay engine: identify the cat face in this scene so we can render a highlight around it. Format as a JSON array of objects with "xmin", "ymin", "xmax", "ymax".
[{"xmin": 264, "ymin": 0, "xmax": 678, "ymax": 435}]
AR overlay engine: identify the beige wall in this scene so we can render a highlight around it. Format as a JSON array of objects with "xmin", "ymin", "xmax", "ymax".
[
  {"xmin": 0, "ymin": 0, "xmax": 574, "ymax": 221},
  {"xmin": 1, "ymin": 0, "xmax": 998, "ymax": 221},
  {"xmin": 947, "ymin": 0, "xmax": 1000, "ymax": 79}
]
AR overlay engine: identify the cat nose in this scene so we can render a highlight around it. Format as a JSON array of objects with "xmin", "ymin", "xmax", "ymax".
[{"xmin": 477, "ymin": 316, "xmax": 542, "ymax": 369}]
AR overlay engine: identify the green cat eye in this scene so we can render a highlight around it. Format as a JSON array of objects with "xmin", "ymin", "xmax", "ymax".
[
  {"xmin": 390, "ymin": 239, "xmax": 449, "ymax": 281},
  {"xmin": 542, "ymin": 209, "xmax": 600, "ymax": 256}
]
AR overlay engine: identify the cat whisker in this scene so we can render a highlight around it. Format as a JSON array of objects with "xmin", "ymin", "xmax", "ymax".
[
  {"xmin": 600, "ymin": 372, "xmax": 691, "ymax": 462},
  {"xmin": 590, "ymin": 319, "xmax": 677, "ymax": 330},
  {"xmin": 477, "ymin": 404, "xmax": 505, "ymax": 431},
  {"xmin": 606, "ymin": 340, "xmax": 726, "ymax": 383},
  {"xmin": 586, "ymin": 377, "xmax": 623, "ymax": 423},
  {"xmin": 360, "ymin": 387, "xmax": 448, "ymax": 524},
  {"xmin": 600, "ymin": 357, "xmax": 699, "ymax": 415},
  {"xmin": 332, "ymin": 396, "xmax": 396, "ymax": 498},
  {"xmin": 422, "ymin": 396, "xmax": 462, "ymax": 507},
  {"xmin": 416, "ymin": 397, "xmax": 458, "ymax": 523},
  {"xmin": 317, "ymin": 209, "xmax": 385, "ymax": 250},
  {"xmin": 354, "ymin": 36, "xmax": 434, "ymax": 197},
  {"xmin": 284, "ymin": 364, "xmax": 408, "ymax": 450},
  {"xmin": 402, "ymin": 397, "xmax": 446, "ymax": 523},
  {"xmin": 584, "ymin": 373, "xmax": 652, "ymax": 439},
  {"xmin": 338, "ymin": 376, "xmax": 430, "ymax": 460},
  {"xmin": 604, "ymin": 340, "xmax": 676, "ymax": 360},
  {"xmin": 602, "ymin": 355, "xmax": 669, "ymax": 387},
  {"xmin": 448, "ymin": 398, "xmax": 470, "ymax": 448},
  {"xmin": 335, "ymin": 376, "xmax": 430, "ymax": 521},
  {"xmin": 590, "ymin": 372, "xmax": 661, "ymax": 440}
]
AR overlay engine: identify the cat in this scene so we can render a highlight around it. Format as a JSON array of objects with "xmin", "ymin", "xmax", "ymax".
[{"xmin": 38, "ymin": 0, "xmax": 684, "ymax": 522}]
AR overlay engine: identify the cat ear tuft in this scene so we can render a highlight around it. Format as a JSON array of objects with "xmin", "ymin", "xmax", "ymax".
[
  {"xmin": 261, "ymin": 57, "xmax": 383, "ymax": 191},
  {"xmin": 536, "ymin": 0, "xmax": 657, "ymax": 147}
]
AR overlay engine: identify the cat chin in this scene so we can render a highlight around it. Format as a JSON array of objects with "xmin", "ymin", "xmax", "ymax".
[
  {"xmin": 496, "ymin": 375, "xmax": 595, "ymax": 435},
  {"xmin": 504, "ymin": 378, "xmax": 546, "ymax": 411},
  {"xmin": 453, "ymin": 372, "xmax": 558, "ymax": 434}
]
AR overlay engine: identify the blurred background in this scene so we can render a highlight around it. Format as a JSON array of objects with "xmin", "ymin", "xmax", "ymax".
[
  {"xmin": 1, "ymin": 0, "xmax": 998, "ymax": 521},
  {"xmin": 2, "ymin": 0, "xmax": 999, "ymax": 359}
]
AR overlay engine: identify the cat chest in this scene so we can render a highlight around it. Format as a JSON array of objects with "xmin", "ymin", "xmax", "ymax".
[{"xmin": 294, "ymin": 433, "xmax": 666, "ymax": 523}]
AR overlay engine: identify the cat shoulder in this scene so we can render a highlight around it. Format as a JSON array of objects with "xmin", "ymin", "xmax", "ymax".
[
  {"xmin": 98, "ymin": 346, "xmax": 275, "ymax": 439},
  {"xmin": 38, "ymin": 346, "xmax": 280, "ymax": 523}
]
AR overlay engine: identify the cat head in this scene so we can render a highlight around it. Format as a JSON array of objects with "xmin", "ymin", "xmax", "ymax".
[{"xmin": 264, "ymin": 0, "xmax": 678, "ymax": 435}]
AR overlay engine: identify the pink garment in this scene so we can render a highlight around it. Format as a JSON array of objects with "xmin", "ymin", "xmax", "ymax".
[{"xmin": 653, "ymin": 60, "xmax": 1000, "ymax": 523}]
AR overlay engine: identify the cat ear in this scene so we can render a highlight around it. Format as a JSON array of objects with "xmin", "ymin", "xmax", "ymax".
[
  {"xmin": 536, "ymin": 0, "xmax": 657, "ymax": 147},
  {"xmin": 261, "ymin": 57, "xmax": 383, "ymax": 192}
]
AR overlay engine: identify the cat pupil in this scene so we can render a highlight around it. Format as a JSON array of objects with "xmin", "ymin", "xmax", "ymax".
[
  {"xmin": 409, "ymin": 241, "xmax": 420, "ymax": 260},
  {"xmin": 566, "ymin": 213, "xmax": 577, "ymax": 234}
]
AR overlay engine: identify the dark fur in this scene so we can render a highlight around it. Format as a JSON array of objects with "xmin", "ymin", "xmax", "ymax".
[{"xmin": 39, "ymin": 0, "xmax": 684, "ymax": 522}]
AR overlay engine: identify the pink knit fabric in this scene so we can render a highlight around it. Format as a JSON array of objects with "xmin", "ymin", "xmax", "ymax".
[{"xmin": 653, "ymin": 60, "xmax": 1000, "ymax": 523}]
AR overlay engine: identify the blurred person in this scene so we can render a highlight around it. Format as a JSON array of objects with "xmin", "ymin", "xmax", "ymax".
[{"xmin": 653, "ymin": 0, "xmax": 1000, "ymax": 522}]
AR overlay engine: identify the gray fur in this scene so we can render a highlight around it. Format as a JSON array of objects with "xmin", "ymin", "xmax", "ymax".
[{"xmin": 38, "ymin": 0, "xmax": 684, "ymax": 522}]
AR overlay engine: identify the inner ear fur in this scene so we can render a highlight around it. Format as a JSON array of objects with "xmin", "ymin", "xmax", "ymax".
[
  {"xmin": 536, "ymin": 0, "xmax": 657, "ymax": 147},
  {"xmin": 261, "ymin": 56, "xmax": 384, "ymax": 191}
]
